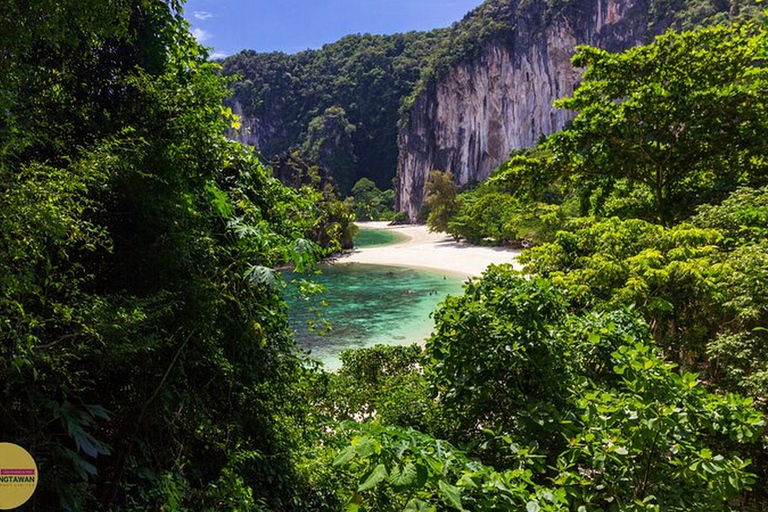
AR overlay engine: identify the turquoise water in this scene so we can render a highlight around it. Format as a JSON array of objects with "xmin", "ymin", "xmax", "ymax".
[
  {"xmin": 353, "ymin": 228, "xmax": 406, "ymax": 248},
  {"xmin": 284, "ymin": 263, "xmax": 465, "ymax": 370}
]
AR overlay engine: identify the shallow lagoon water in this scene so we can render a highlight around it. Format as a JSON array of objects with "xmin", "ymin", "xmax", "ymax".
[
  {"xmin": 353, "ymin": 228, "xmax": 406, "ymax": 248},
  {"xmin": 284, "ymin": 263, "xmax": 465, "ymax": 370}
]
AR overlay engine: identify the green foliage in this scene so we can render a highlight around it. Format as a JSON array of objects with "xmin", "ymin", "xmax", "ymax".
[
  {"xmin": 347, "ymin": 178, "xmax": 397, "ymax": 221},
  {"xmin": 443, "ymin": 146, "xmax": 576, "ymax": 245},
  {"xmin": 300, "ymin": 106, "xmax": 358, "ymax": 192},
  {"xmin": 692, "ymin": 185, "xmax": 768, "ymax": 246},
  {"xmin": 519, "ymin": 203, "xmax": 768, "ymax": 408},
  {"xmin": 552, "ymin": 24, "xmax": 768, "ymax": 225},
  {"xmin": 426, "ymin": 269, "xmax": 571, "ymax": 447},
  {"xmin": 333, "ymin": 423, "xmax": 560, "ymax": 512},
  {"xmin": 313, "ymin": 344, "xmax": 436, "ymax": 432},
  {"xmin": 520, "ymin": 217, "xmax": 725, "ymax": 357},
  {"xmin": 559, "ymin": 342, "xmax": 762, "ymax": 511},
  {"xmin": 390, "ymin": 211, "xmax": 412, "ymax": 224},
  {"xmin": 223, "ymin": 31, "xmax": 444, "ymax": 192},
  {"xmin": 0, "ymin": 1, "xmax": 352, "ymax": 509},
  {"xmin": 448, "ymin": 191, "xmax": 519, "ymax": 244},
  {"xmin": 648, "ymin": 0, "xmax": 766, "ymax": 31},
  {"xmin": 269, "ymin": 152, "xmax": 357, "ymax": 251},
  {"xmin": 489, "ymin": 149, "xmax": 566, "ymax": 204},
  {"xmin": 706, "ymin": 241, "xmax": 768, "ymax": 398},
  {"xmin": 335, "ymin": 269, "xmax": 763, "ymax": 511},
  {"xmin": 425, "ymin": 171, "xmax": 459, "ymax": 234},
  {"xmin": 688, "ymin": 187, "xmax": 768, "ymax": 398},
  {"xmin": 448, "ymin": 186, "xmax": 571, "ymax": 246}
]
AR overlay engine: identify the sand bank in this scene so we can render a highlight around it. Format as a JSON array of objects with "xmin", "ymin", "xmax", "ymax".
[{"xmin": 338, "ymin": 222, "xmax": 522, "ymax": 278}]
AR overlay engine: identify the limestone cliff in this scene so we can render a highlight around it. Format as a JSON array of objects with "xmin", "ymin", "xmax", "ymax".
[
  {"xmin": 229, "ymin": 100, "xmax": 284, "ymax": 153},
  {"xmin": 396, "ymin": 0, "xmax": 654, "ymax": 220}
]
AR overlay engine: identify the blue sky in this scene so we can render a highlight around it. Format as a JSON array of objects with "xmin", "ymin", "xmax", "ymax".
[{"xmin": 183, "ymin": 0, "xmax": 483, "ymax": 58}]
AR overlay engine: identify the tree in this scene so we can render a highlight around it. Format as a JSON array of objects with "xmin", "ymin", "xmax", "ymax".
[
  {"xmin": 420, "ymin": 267, "xmax": 764, "ymax": 510},
  {"xmin": 692, "ymin": 186, "xmax": 768, "ymax": 399},
  {"xmin": 349, "ymin": 177, "xmax": 382, "ymax": 220},
  {"xmin": 519, "ymin": 216, "xmax": 728, "ymax": 359},
  {"xmin": 347, "ymin": 178, "xmax": 396, "ymax": 221},
  {"xmin": 270, "ymin": 152, "xmax": 357, "ymax": 251},
  {"xmin": 426, "ymin": 269, "xmax": 572, "ymax": 457},
  {"xmin": 333, "ymin": 268, "xmax": 764, "ymax": 511},
  {"xmin": 553, "ymin": 24, "xmax": 768, "ymax": 225},
  {"xmin": 0, "ymin": 2, "xmax": 340, "ymax": 509},
  {"xmin": 518, "ymin": 188, "xmax": 768, "ymax": 401},
  {"xmin": 310, "ymin": 344, "xmax": 436, "ymax": 431},
  {"xmin": 424, "ymin": 170, "xmax": 458, "ymax": 234}
]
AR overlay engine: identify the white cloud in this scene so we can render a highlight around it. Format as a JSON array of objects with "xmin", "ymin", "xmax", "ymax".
[
  {"xmin": 193, "ymin": 11, "xmax": 213, "ymax": 20},
  {"xmin": 191, "ymin": 28, "xmax": 210, "ymax": 43},
  {"xmin": 210, "ymin": 52, "xmax": 228, "ymax": 60}
]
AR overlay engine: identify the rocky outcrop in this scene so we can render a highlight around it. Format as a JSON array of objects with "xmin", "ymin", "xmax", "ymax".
[
  {"xmin": 396, "ymin": 0, "xmax": 654, "ymax": 220},
  {"xmin": 229, "ymin": 100, "xmax": 283, "ymax": 152}
]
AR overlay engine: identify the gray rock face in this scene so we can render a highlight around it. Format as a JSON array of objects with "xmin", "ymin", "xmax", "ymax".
[
  {"xmin": 228, "ymin": 100, "xmax": 277, "ymax": 150},
  {"xmin": 396, "ymin": 0, "xmax": 653, "ymax": 220}
]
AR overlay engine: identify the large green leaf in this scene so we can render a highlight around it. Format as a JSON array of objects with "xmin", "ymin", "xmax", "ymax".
[
  {"xmin": 352, "ymin": 435, "xmax": 381, "ymax": 457},
  {"xmin": 404, "ymin": 499, "xmax": 436, "ymax": 512},
  {"xmin": 389, "ymin": 462, "xmax": 418, "ymax": 488},
  {"xmin": 333, "ymin": 445, "xmax": 356, "ymax": 467},
  {"xmin": 526, "ymin": 500, "xmax": 541, "ymax": 512},
  {"xmin": 358, "ymin": 463, "xmax": 388, "ymax": 492},
  {"xmin": 438, "ymin": 480, "xmax": 464, "ymax": 510}
]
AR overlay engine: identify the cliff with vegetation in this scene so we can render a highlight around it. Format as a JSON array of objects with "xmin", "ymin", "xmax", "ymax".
[
  {"xmin": 221, "ymin": 32, "xmax": 443, "ymax": 193},
  {"xmin": 396, "ymin": 0, "xmax": 656, "ymax": 219},
  {"xmin": 396, "ymin": 0, "xmax": 763, "ymax": 219},
  {"xmin": 223, "ymin": 0, "xmax": 758, "ymax": 214}
]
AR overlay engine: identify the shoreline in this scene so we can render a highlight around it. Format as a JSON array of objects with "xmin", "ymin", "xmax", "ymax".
[{"xmin": 339, "ymin": 221, "xmax": 522, "ymax": 278}]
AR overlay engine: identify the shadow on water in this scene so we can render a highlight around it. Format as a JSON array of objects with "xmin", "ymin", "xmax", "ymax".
[
  {"xmin": 353, "ymin": 228, "xmax": 407, "ymax": 248},
  {"xmin": 283, "ymin": 263, "xmax": 465, "ymax": 371}
]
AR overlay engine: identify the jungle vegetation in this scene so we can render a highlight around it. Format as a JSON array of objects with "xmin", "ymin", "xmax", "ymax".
[
  {"xmin": 221, "ymin": 0, "xmax": 763, "ymax": 197},
  {"xmin": 221, "ymin": 31, "xmax": 444, "ymax": 193},
  {"xmin": 2, "ymin": 0, "xmax": 768, "ymax": 511},
  {"xmin": 419, "ymin": 20, "xmax": 768, "ymax": 510}
]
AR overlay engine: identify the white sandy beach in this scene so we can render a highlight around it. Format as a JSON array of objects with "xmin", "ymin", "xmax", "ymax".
[{"xmin": 339, "ymin": 222, "xmax": 522, "ymax": 278}]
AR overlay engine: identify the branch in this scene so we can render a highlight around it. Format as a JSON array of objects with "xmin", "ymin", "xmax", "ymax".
[{"xmin": 38, "ymin": 333, "xmax": 83, "ymax": 350}]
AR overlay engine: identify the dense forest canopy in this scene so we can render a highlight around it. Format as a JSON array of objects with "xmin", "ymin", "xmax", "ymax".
[
  {"xmin": 2, "ymin": 0, "xmax": 768, "ymax": 510},
  {"xmin": 222, "ymin": 31, "xmax": 444, "ymax": 193},
  {"xmin": 0, "ymin": 0, "xmax": 351, "ymax": 508}
]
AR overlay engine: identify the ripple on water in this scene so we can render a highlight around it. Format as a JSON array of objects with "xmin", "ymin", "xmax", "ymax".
[{"xmin": 283, "ymin": 263, "xmax": 465, "ymax": 371}]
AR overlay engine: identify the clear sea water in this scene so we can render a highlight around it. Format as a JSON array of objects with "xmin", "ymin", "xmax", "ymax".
[
  {"xmin": 353, "ymin": 228, "xmax": 407, "ymax": 248},
  {"xmin": 283, "ymin": 262, "xmax": 465, "ymax": 370}
]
